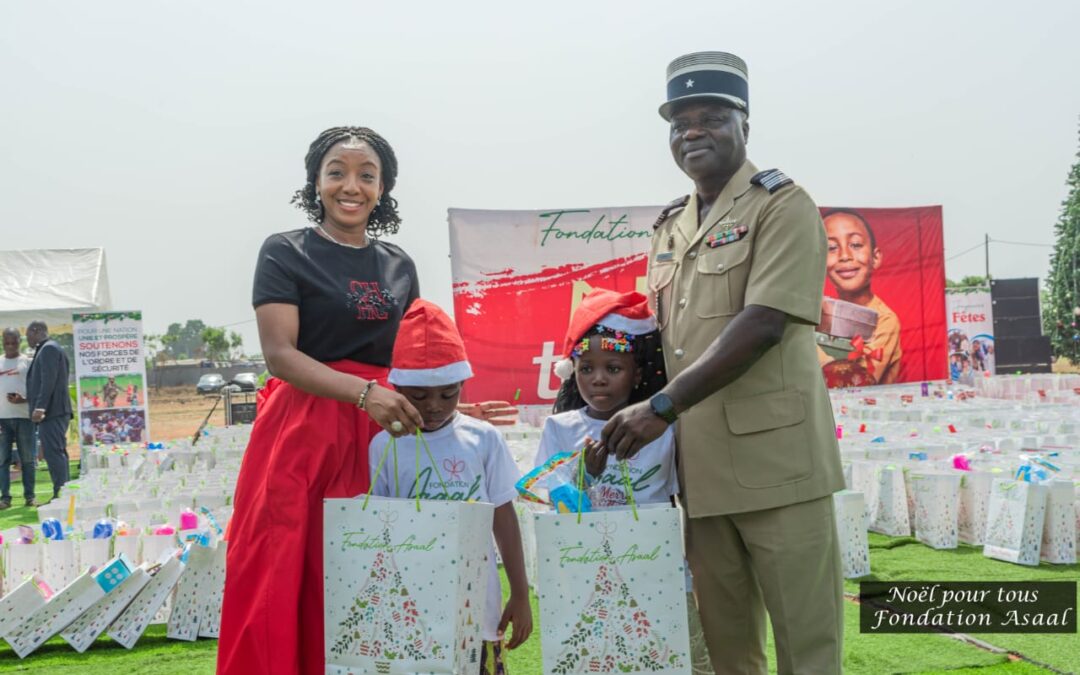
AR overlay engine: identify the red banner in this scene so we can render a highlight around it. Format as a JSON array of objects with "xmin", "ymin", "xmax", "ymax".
[
  {"xmin": 816, "ymin": 207, "xmax": 946, "ymax": 388},
  {"xmin": 449, "ymin": 204, "xmax": 945, "ymax": 405}
]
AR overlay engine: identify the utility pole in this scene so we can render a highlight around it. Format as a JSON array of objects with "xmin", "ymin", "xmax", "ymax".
[{"xmin": 985, "ymin": 234, "xmax": 990, "ymax": 281}]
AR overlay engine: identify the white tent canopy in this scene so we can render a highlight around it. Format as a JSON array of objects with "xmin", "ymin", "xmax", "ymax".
[{"xmin": 0, "ymin": 248, "xmax": 111, "ymax": 331}]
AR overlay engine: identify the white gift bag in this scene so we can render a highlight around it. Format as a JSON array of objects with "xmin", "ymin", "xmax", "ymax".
[
  {"xmin": 42, "ymin": 539, "xmax": 80, "ymax": 589},
  {"xmin": 957, "ymin": 470, "xmax": 998, "ymax": 545},
  {"xmin": 1075, "ymin": 495, "xmax": 1080, "ymax": 551},
  {"xmin": 832, "ymin": 491, "xmax": 870, "ymax": 578},
  {"xmin": 60, "ymin": 567, "xmax": 149, "ymax": 652},
  {"xmin": 193, "ymin": 490, "xmax": 228, "ymax": 510},
  {"xmin": 0, "ymin": 575, "xmax": 50, "ymax": 639},
  {"xmin": 849, "ymin": 460, "xmax": 879, "ymax": 521},
  {"xmin": 113, "ymin": 534, "xmax": 140, "ymax": 562},
  {"xmin": 910, "ymin": 471, "xmax": 961, "ymax": 550},
  {"xmin": 534, "ymin": 506, "xmax": 691, "ymax": 675},
  {"xmin": 515, "ymin": 500, "xmax": 541, "ymax": 591},
  {"xmin": 867, "ymin": 464, "xmax": 911, "ymax": 537},
  {"xmin": 3, "ymin": 543, "xmax": 42, "ymax": 593},
  {"xmin": 5, "ymin": 570, "xmax": 105, "ymax": 658},
  {"xmin": 323, "ymin": 496, "xmax": 493, "ymax": 675},
  {"xmin": 167, "ymin": 543, "xmax": 220, "ymax": 641},
  {"xmin": 78, "ymin": 537, "xmax": 112, "ymax": 572},
  {"xmin": 983, "ymin": 479, "xmax": 1048, "ymax": 566},
  {"xmin": 107, "ymin": 555, "xmax": 185, "ymax": 649},
  {"xmin": 1040, "ymin": 480, "xmax": 1077, "ymax": 564},
  {"xmin": 198, "ymin": 541, "xmax": 228, "ymax": 638},
  {"xmin": 140, "ymin": 532, "xmax": 177, "ymax": 566},
  {"xmin": 902, "ymin": 467, "xmax": 918, "ymax": 530}
]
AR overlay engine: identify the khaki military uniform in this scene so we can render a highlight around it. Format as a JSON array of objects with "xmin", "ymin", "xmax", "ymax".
[{"xmin": 649, "ymin": 159, "xmax": 845, "ymax": 674}]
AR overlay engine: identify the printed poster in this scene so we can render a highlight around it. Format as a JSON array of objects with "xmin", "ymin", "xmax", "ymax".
[
  {"xmin": 815, "ymin": 207, "xmax": 947, "ymax": 388},
  {"xmin": 449, "ymin": 204, "xmax": 947, "ymax": 405},
  {"xmin": 450, "ymin": 207, "xmax": 657, "ymax": 405},
  {"xmin": 945, "ymin": 287, "xmax": 995, "ymax": 384},
  {"xmin": 73, "ymin": 311, "xmax": 150, "ymax": 446}
]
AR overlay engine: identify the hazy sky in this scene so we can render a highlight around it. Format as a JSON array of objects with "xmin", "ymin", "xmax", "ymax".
[{"xmin": 3, "ymin": 1, "xmax": 1078, "ymax": 353}]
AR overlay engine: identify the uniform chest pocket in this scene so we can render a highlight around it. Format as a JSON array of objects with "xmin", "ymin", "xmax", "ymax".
[
  {"xmin": 693, "ymin": 240, "xmax": 751, "ymax": 318},
  {"xmin": 648, "ymin": 262, "xmax": 678, "ymax": 329}
]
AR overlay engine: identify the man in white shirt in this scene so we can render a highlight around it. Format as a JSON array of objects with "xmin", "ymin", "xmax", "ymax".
[{"xmin": 0, "ymin": 328, "xmax": 35, "ymax": 508}]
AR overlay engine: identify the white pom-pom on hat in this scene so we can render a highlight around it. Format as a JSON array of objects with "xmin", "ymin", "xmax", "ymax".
[{"xmin": 553, "ymin": 358, "xmax": 575, "ymax": 381}]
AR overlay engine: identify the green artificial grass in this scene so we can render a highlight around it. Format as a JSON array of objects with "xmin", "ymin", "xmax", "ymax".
[
  {"xmin": 845, "ymin": 534, "xmax": 1080, "ymax": 674},
  {"xmin": 0, "ymin": 626, "xmax": 217, "ymax": 674},
  {"xmin": 0, "ymin": 461, "xmax": 81, "ymax": 533},
  {"xmin": 0, "ymin": 489, "xmax": 1075, "ymax": 673},
  {"xmin": 924, "ymin": 663, "xmax": 1055, "ymax": 675}
]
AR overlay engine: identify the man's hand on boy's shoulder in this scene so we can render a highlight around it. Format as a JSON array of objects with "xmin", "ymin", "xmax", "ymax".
[{"xmin": 458, "ymin": 400, "xmax": 519, "ymax": 426}]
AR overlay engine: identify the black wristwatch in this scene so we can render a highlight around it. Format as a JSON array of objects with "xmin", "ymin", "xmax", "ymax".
[{"xmin": 649, "ymin": 392, "xmax": 678, "ymax": 424}]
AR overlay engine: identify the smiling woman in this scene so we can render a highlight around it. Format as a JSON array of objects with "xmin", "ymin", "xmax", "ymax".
[{"xmin": 217, "ymin": 127, "xmax": 424, "ymax": 675}]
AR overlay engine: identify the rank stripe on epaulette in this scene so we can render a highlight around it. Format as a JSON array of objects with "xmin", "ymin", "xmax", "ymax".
[
  {"xmin": 751, "ymin": 169, "xmax": 793, "ymax": 194},
  {"xmin": 652, "ymin": 194, "xmax": 690, "ymax": 230}
]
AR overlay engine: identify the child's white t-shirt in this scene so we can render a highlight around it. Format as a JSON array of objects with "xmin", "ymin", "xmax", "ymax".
[
  {"xmin": 369, "ymin": 413, "xmax": 520, "ymax": 641},
  {"xmin": 535, "ymin": 408, "xmax": 678, "ymax": 507}
]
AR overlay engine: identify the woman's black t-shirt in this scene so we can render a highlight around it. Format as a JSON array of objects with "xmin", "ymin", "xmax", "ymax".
[{"xmin": 252, "ymin": 228, "xmax": 420, "ymax": 366}]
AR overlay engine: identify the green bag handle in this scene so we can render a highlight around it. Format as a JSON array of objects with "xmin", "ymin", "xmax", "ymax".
[{"xmin": 363, "ymin": 429, "xmax": 451, "ymax": 511}]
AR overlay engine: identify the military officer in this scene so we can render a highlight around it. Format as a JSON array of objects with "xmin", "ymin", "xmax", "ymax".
[{"xmin": 600, "ymin": 52, "xmax": 845, "ymax": 674}]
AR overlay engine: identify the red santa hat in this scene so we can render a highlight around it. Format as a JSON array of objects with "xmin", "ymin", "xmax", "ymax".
[
  {"xmin": 553, "ymin": 289, "xmax": 658, "ymax": 380},
  {"xmin": 388, "ymin": 299, "xmax": 474, "ymax": 387}
]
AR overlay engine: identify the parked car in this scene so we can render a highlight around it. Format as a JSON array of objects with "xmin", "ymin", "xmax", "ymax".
[
  {"xmin": 196, "ymin": 373, "xmax": 226, "ymax": 395},
  {"xmin": 230, "ymin": 372, "xmax": 259, "ymax": 392}
]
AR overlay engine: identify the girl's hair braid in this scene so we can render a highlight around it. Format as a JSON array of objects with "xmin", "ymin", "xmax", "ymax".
[
  {"xmin": 290, "ymin": 126, "xmax": 402, "ymax": 238},
  {"xmin": 552, "ymin": 327, "xmax": 669, "ymax": 414}
]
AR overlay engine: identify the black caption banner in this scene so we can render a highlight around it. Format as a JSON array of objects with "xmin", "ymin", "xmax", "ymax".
[{"xmin": 860, "ymin": 582, "xmax": 1077, "ymax": 634}]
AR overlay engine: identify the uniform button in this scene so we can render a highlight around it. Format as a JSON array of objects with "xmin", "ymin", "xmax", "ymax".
[
  {"xmin": 678, "ymin": 297, "xmax": 687, "ymax": 308},
  {"xmin": 688, "ymin": 251, "xmax": 697, "ymax": 259},
  {"xmin": 716, "ymin": 263, "xmax": 725, "ymax": 271},
  {"xmin": 674, "ymin": 348, "xmax": 685, "ymax": 359}
]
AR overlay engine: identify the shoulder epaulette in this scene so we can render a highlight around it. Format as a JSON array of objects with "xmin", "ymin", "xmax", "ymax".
[
  {"xmin": 751, "ymin": 169, "xmax": 794, "ymax": 194},
  {"xmin": 652, "ymin": 195, "xmax": 689, "ymax": 230}
]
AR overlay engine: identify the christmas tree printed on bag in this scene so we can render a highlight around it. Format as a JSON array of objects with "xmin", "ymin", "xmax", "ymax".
[
  {"xmin": 329, "ymin": 510, "xmax": 444, "ymax": 669},
  {"xmin": 551, "ymin": 522, "xmax": 683, "ymax": 674},
  {"xmin": 451, "ymin": 551, "xmax": 486, "ymax": 673},
  {"xmin": 985, "ymin": 484, "xmax": 1019, "ymax": 548}
]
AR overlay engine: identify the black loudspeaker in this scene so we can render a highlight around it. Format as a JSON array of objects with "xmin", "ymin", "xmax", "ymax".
[
  {"xmin": 994, "ymin": 316, "xmax": 1044, "ymax": 339},
  {"xmin": 994, "ymin": 336, "xmax": 1052, "ymax": 373},
  {"xmin": 992, "ymin": 297, "xmax": 1039, "ymax": 318},
  {"xmin": 990, "ymin": 278, "xmax": 1049, "ymax": 374},
  {"xmin": 990, "ymin": 278, "xmax": 1039, "ymax": 299}
]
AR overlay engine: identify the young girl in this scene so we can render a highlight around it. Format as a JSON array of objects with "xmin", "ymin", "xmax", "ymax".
[
  {"xmin": 535, "ymin": 288, "xmax": 713, "ymax": 675},
  {"xmin": 368, "ymin": 299, "xmax": 532, "ymax": 674},
  {"xmin": 536, "ymin": 289, "xmax": 674, "ymax": 507}
]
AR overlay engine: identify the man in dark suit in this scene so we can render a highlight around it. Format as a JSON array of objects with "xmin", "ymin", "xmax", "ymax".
[{"xmin": 26, "ymin": 321, "xmax": 71, "ymax": 499}]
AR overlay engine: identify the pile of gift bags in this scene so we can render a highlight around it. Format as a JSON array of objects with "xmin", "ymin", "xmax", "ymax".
[
  {"xmin": 0, "ymin": 426, "xmax": 246, "ymax": 656},
  {"xmin": 831, "ymin": 380, "xmax": 1080, "ymax": 569},
  {"xmin": 0, "ymin": 537, "xmax": 227, "ymax": 657}
]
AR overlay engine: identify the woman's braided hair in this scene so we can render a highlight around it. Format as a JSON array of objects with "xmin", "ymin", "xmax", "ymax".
[{"xmin": 291, "ymin": 126, "xmax": 402, "ymax": 238}]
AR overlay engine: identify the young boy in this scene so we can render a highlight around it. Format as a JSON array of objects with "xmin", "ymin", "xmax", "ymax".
[
  {"xmin": 820, "ymin": 209, "xmax": 902, "ymax": 384},
  {"xmin": 368, "ymin": 299, "xmax": 532, "ymax": 673}
]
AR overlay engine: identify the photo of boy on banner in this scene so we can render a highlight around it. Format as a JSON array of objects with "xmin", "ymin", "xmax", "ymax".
[{"xmin": 815, "ymin": 206, "xmax": 945, "ymax": 388}]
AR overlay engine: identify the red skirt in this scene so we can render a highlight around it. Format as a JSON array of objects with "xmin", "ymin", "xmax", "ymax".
[{"xmin": 218, "ymin": 360, "xmax": 386, "ymax": 675}]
